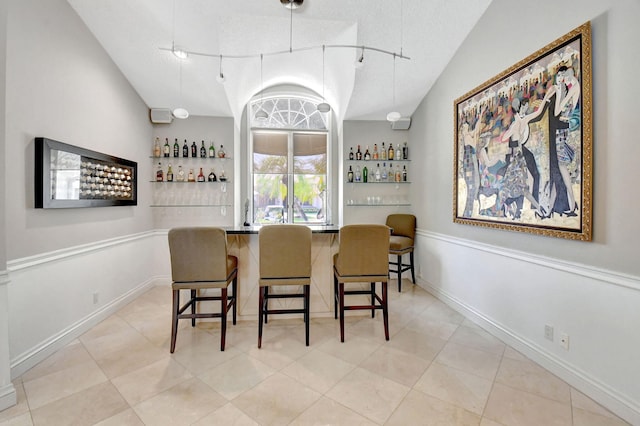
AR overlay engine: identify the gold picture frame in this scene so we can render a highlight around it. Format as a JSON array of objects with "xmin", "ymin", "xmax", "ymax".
[{"xmin": 453, "ymin": 22, "xmax": 592, "ymax": 240}]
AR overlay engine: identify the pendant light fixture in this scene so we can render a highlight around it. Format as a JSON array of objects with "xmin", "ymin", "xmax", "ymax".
[
  {"xmin": 255, "ymin": 54, "xmax": 269, "ymax": 121},
  {"xmin": 171, "ymin": 0, "xmax": 188, "ymax": 119},
  {"xmin": 172, "ymin": 59, "xmax": 189, "ymax": 119},
  {"xmin": 317, "ymin": 45, "xmax": 331, "ymax": 113},
  {"xmin": 354, "ymin": 46, "xmax": 365, "ymax": 69},
  {"xmin": 387, "ymin": 0, "xmax": 403, "ymax": 123}
]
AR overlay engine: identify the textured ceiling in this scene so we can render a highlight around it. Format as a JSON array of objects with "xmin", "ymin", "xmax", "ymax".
[{"xmin": 67, "ymin": 0, "xmax": 492, "ymax": 122}]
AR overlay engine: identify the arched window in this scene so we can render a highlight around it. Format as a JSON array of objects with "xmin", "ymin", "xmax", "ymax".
[{"xmin": 249, "ymin": 95, "xmax": 330, "ymax": 224}]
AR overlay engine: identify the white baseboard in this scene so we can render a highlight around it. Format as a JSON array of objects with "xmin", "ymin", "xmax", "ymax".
[
  {"xmin": 9, "ymin": 277, "xmax": 161, "ymax": 379},
  {"xmin": 418, "ymin": 277, "xmax": 640, "ymax": 425},
  {"xmin": 0, "ymin": 382, "xmax": 17, "ymax": 412}
]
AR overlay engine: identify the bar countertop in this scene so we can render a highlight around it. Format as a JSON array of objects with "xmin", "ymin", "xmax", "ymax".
[{"xmin": 222, "ymin": 224, "xmax": 340, "ymax": 234}]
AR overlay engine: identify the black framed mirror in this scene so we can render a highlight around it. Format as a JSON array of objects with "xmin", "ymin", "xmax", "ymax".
[{"xmin": 35, "ymin": 137, "xmax": 137, "ymax": 208}]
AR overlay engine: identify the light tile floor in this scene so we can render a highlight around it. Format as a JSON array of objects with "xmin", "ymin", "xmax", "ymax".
[{"xmin": 0, "ymin": 281, "xmax": 630, "ymax": 425}]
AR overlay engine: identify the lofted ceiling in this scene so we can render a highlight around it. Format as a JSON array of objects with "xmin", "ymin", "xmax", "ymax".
[{"xmin": 66, "ymin": 0, "xmax": 492, "ymax": 123}]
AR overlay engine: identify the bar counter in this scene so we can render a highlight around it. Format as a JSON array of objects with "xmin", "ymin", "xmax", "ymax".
[{"xmin": 223, "ymin": 224, "xmax": 341, "ymax": 319}]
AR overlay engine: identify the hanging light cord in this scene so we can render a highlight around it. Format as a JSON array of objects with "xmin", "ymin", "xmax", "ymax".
[
  {"xmin": 322, "ymin": 45, "xmax": 326, "ymax": 100},
  {"xmin": 289, "ymin": 2, "xmax": 293, "ymax": 53},
  {"xmin": 392, "ymin": 53, "xmax": 396, "ymax": 108}
]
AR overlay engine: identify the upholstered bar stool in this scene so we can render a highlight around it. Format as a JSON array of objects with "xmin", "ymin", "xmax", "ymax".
[
  {"xmin": 168, "ymin": 227, "xmax": 238, "ymax": 352},
  {"xmin": 333, "ymin": 224, "xmax": 390, "ymax": 342},
  {"xmin": 258, "ymin": 224, "xmax": 312, "ymax": 348},
  {"xmin": 386, "ymin": 214, "xmax": 416, "ymax": 291}
]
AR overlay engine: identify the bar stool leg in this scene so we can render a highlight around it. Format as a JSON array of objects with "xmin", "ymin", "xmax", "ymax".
[
  {"xmin": 258, "ymin": 287, "xmax": 264, "ymax": 348},
  {"xmin": 339, "ymin": 282, "xmax": 345, "ymax": 343},
  {"xmin": 170, "ymin": 289, "xmax": 180, "ymax": 353},
  {"xmin": 382, "ymin": 281, "xmax": 389, "ymax": 340},
  {"xmin": 370, "ymin": 282, "xmax": 376, "ymax": 318},
  {"xmin": 304, "ymin": 285, "xmax": 310, "ymax": 346},
  {"xmin": 220, "ymin": 288, "xmax": 227, "ymax": 351},
  {"xmin": 410, "ymin": 251, "xmax": 416, "ymax": 284},
  {"xmin": 397, "ymin": 255, "xmax": 403, "ymax": 292},
  {"xmin": 191, "ymin": 289, "xmax": 197, "ymax": 326}
]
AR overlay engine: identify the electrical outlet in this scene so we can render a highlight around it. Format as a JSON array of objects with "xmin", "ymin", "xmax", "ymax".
[
  {"xmin": 560, "ymin": 333, "xmax": 569, "ymax": 350},
  {"xmin": 544, "ymin": 324, "xmax": 554, "ymax": 341},
  {"xmin": 93, "ymin": 292, "xmax": 99, "ymax": 305}
]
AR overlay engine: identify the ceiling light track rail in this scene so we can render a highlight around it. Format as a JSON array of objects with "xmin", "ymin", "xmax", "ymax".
[{"xmin": 161, "ymin": 44, "xmax": 410, "ymax": 61}]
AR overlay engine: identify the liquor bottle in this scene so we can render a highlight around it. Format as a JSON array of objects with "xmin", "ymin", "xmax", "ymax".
[
  {"xmin": 363, "ymin": 165, "xmax": 368, "ymax": 183},
  {"xmin": 395, "ymin": 164, "xmax": 401, "ymax": 182},
  {"xmin": 208, "ymin": 168, "xmax": 217, "ymax": 182},
  {"xmin": 177, "ymin": 165, "xmax": 185, "ymax": 181},
  {"xmin": 199, "ymin": 141, "xmax": 207, "ymax": 158},
  {"xmin": 382, "ymin": 162, "xmax": 388, "ymax": 181},
  {"xmin": 187, "ymin": 168, "xmax": 195, "ymax": 182},
  {"xmin": 375, "ymin": 163, "xmax": 381, "ymax": 181},
  {"xmin": 347, "ymin": 165, "xmax": 354, "ymax": 183},
  {"xmin": 209, "ymin": 142, "xmax": 215, "ymax": 158},
  {"xmin": 402, "ymin": 142, "xmax": 408, "ymax": 160},
  {"xmin": 349, "ymin": 147, "xmax": 354, "ymax": 160},
  {"xmin": 156, "ymin": 162, "xmax": 163, "ymax": 181},
  {"xmin": 364, "ymin": 146, "xmax": 371, "ymax": 161},
  {"xmin": 153, "ymin": 137, "xmax": 161, "ymax": 158},
  {"xmin": 388, "ymin": 143, "xmax": 394, "ymax": 160},
  {"xmin": 197, "ymin": 167, "xmax": 205, "ymax": 182},
  {"xmin": 356, "ymin": 145, "xmax": 362, "ymax": 161},
  {"xmin": 218, "ymin": 144, "xmax": 226, "ymax": 158},
  {"xmin": 381, "ymin": 142, "xmax": 387, "ymax": 160},
  {"xmin": 219, "ymin": 168, "xmax": 227, "ymax": 181},
  {"xmin": 397, "ymin": 143, "xmax": 402, "ymax": 160},
  {"xmin": 402, "ymin": 165, "xmax": 407, "ymax": 182},
  {"xmin": 166, "ymin": 164, "xmax": 174, "ymax": 182},
  {"xmin": 163, "ymin": 138, "xmax": 170, "ymax": 157},
  {"xmin": 173, "ymin": 138, "xmax": 179, "ymax": 157},
  {"xmin": 182, "ymin": 140, "xmax": 189, "ymax": 157},
  {"xmin": 373, "ymin": 144, "xmax": 379, "ymax": 160},
  {"xmin": 190, "ymin": 141, "xmax": 197, "ymax": 157},
  {"xmin": 388, "ymin": 162, "xmax": 394, "ymax": 182},
  {"xmin": 355, "ymin": 165, "xmax": 361, "ymax": 182}
]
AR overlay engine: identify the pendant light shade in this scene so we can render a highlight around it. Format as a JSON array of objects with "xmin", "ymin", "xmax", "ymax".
[
  {"xmin": 256, "ymin": 54, "xmax": 269, "ymax": 122},
  {"xmin": 172, "ymin": 108, "xmax": 189, "ymax": 119},
  {"xmin": 386, "ymin": 111, "xmax": 401, "ymax": 122},
  {"xmin": 317, "ymin": 102, "xmax": 331, "ymax": 113},
  {"xmin": 387, "ymin": 53, "xmax": 400, "ymax": 123}
]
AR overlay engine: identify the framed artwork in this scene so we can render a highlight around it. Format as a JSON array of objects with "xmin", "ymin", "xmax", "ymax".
[
  {"xmin": 453, "ymin": 22, "xmax": 592, "ymax": 240},
  {"xmin": 35, "ymin": 137, "xmax": 137, "ymax": 208}
]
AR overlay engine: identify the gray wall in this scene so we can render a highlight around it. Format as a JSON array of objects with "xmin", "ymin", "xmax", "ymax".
[
  {"xmin": 5, "ymin": 0, "xmax": 153, "ymax": 260},
  {"xmin": 408, "ymin": 0, "xmax": 640, "ymax": 422}
]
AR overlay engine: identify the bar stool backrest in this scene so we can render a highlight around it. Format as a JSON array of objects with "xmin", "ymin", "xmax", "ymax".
[
  {"xmin": 385, "ymin": 214, "xmax": 416, "ymax": 241},
  {"xmin": 259, "ymin": 224, "xmax": 312, "ymax": 280},
  {"xmin": 336, "ymin": 224, "xmax": 390, "ymax": 277},
  {"xmin": 168, "ymin": 227, "xmax": 230, "ymax": 283}
]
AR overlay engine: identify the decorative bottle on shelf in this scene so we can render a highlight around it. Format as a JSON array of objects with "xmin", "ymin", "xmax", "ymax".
[
  {"xmin": 402, "ymin": 142, "xmax": 408, "ymax": 160},
  {"xmin": 209, "ymin": 142, "xmax": 215, "ymax": 158},
  {"xmin": 197, "ymin": 167, "xmax": 205, "ymax": 182},
  {"xmin": 355, "ymin": 165, "xmax": 361, "ymax": 182},
  {"xmin": 200, "ymin": 141, "xmax": 207, "ymax": 158},
  {"xmin": 363, "ymin": 165, "xmax": 368, "ymax": 183},
  {"xmin": 375, "ymin": 163, "xmax": 381, "ymax": 181},
  {"xmin": 182, "ymin": 140, "xmax": 189, "ymax": 157},
  {"xmin": 382, "ymin": 162, "xmax": 388, "ymax": 180},
  {"xmin": 163, "ymin": 138, "xmax": 170, "ymax": 157},
  {"xmin": 373, "ymin": 144, "xmax": 379, "ymax": 160},
  {"xmin": 402, "ymin": 165, "xmax": 407, "ymax": 181},
  {"xmin": 208, "ymin": 168, "xmax": 217, "ymax": 182},
  {"xmin": 190, "ymin": 141, "xmax": 197, "ymax": 157},
  {"xmin": 397, "ymin": 143, "xmax": 402, "ymax": 159},
  {"xmin": 173, "ymin": 138, "xmax": 179, "ymax": 157},
  {"xmin": 388, "ymin": 143, "xmax": 394, "ymax": 160},
  {"xmin": 219, "ymin": 168, "xmax": 227, "ymax": 181},
  {"xmin": 187, "ymin": 168, "xmax": 195, "ymax": 182},
  {"xmin": 177, "ymin": 165, "xmax": 185, "ymax": 181},
  {"xmin": 153, "ymin": 137, "xmax": 161, "ymax": 158},
  {"xmin": 388, "ymin": 163, "xmax": 394, "ymax": 182},
  {"xmin": 364, "ymin": 146, "xmax": 371, "ymax": 161},
  {"xmin": 218, "ymin": 144, "xmax": 226, "ymax": 158},
  {"xmin": 347, "ymin": 165, "xmax": 354, "ymax": 183},
  {"xmin": 166, "ymin": 164, "xmax": 174, "ymax": 182},
  {"xmin": 349, "ymin": 147, "xmax": 354, "ymax": 160},
  {"xmin": 156, "ymin": 162, "xmax": 163, "ymax": 181},
  {"xmin": 381, "ymin": 142, "xmax": 387, "ymax": 160},
  {"xmin": 395, "ymin": 164, "xmax": 401, "ymax": 182},
  {"xmin": 356, "ymin": 145, "xmax": 362, "ymax": 160}
]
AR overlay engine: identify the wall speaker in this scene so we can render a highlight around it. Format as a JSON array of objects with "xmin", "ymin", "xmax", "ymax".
[
  {"xmin": 391, "ymin": 117, "xmax": 411, "ymax": 130},
  {"xmin": 150, "ymin": 108, "xmax": 173, "ymax": 124}
]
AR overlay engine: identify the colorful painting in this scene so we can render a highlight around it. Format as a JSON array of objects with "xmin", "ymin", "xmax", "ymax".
[{"xmin": 453, "ymin": 22, "xmax": 592, "ymax": 240}]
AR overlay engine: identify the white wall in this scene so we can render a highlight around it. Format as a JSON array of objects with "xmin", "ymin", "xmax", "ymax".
[
  {"xmin": 0, "ymin": 0, "xmax": 16, "ymax": 413},
  {"xmin": 4, "ymin": 0, "xmax": 157, "ymax": 378},
  {"xmin": 5, "ymin": 0, "xmax": 154, "ymax": 260},
  {"xmin": 409, "ymin": 0, "xmax": 640, "ymax": 423}
]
